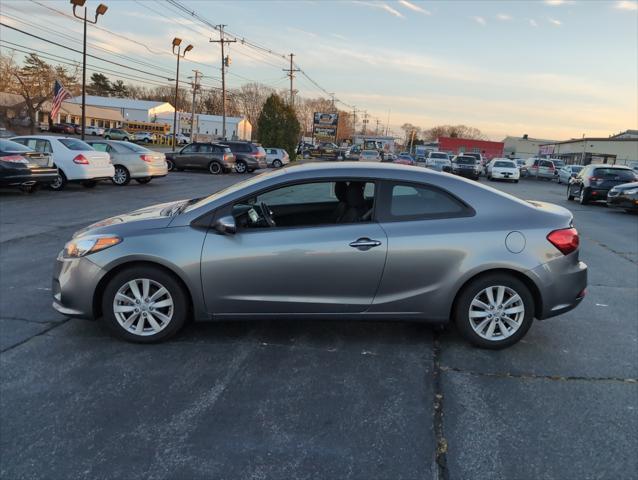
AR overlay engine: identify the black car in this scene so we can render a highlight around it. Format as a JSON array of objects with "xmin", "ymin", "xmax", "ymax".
[
  {"xmin": 0, "ymin": 139, "xmax": 59, "ymax": 193},
  {"xmin": 164, "ymin": 143, "xmax": 235, "ymax": 174},
  {"xmin": 567, "ymin": 164, "xmax": 637, "ymax": 205},
  {"xmin": 451, "ymin": 155, "xmax": 480, "ymax": 180},
  {"xmin": 222, "ymin": 141, "xmax": 267, "ymax": 173},
  {"xmin": 301, "ymin": 142, "xmax": 343, "ymax": 160},
  {"xmin": 607, "ymin": 181, "xmax": 638, "ymax": 213}
]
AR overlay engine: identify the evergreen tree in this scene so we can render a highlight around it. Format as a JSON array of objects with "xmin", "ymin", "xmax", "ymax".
[
  {"xmin": 257, "ymin": 94, "xmax": 301, "ymax": 160},
  {"xmin": 87, "ymin": 73, "xmax": 111, "ymax": 96}
]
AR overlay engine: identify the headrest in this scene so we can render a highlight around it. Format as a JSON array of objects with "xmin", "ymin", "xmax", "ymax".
[
  {"xmin": 346, "ymin": 182, "xmax": 366, "ymax": 208},
  {"xmin": 335, "ymin": 181, "xmax": 348, "ymax": 202}
]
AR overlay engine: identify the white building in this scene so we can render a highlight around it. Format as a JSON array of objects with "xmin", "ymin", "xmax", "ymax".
[
  {"xmin": 502, "ymin": 134, "xmax": 558, "ymax": 159},
  {"xmin": 539, "ymin": 136, "xmax": 638, "ymax": 166},
  {"xmin": 157, "ymin": 112, "xmax": 252, "ymax": 140},
  {"xmin": 68, "ymin": 95, "xmax": 174, "ymax": 123}
]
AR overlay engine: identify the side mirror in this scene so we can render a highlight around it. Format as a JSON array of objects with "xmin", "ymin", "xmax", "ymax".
[{"xmin": 214, "ymin": 215, "xmax": 236, "ymax": 235}]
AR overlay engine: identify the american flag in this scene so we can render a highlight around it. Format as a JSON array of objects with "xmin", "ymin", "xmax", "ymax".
[{"xmin": 51, "ymin": 80, "xmax": 71, "ymax": 120}]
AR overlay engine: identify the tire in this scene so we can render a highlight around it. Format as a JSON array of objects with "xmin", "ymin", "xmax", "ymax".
[
  {"xmin": 135, "ymin": 177, "xmax": 152, "ymax": 184},
  {"xmin": 82, "ymin": 180, "xmax": 98, "ymax": 188},
  {"xmin": 557, "ymin": 177, "xmax": 562, "ymax": 184},
  {"xmin": 123, "ymin": 137, "xmax": 129, "ymax": 142},
  {"xmin": 567, "ymin": 185, "xmax": 575, "ymax": 201},
  {"xmin": 111, "ymin": 165, "xmax": 131, "ymax": 186},
  {"xmin": 144, "ymin": 138, "xmax": 150, "ymax": 143},
  {"xmin": 208, "ymin": 161, "xmax": 222, "ymax": 175},
  {"xmin": 235, "ymin": 160, "xmax": 247, "ymax": 173},
  {"xmin": 101, "ymin": 266, "xmax": 188, "ymax": 343},
  {"xmin": 578, "ymin": 187, "xmax": 589, "ymax": 205},
  {"xmin": 514, "ymin": 179, "xmax": 519, "ymax": 183},
  {"xmin": 454, "ymin": 273, "xmax": 534, "ymax": 349},
  {"xmin": 488, "ymin": 174, "xmax": 492, "ymax": 180},
  {"xmin": 273, "ymin": 159, "xmax": 282, "ymax": 168},
  {"xmin": 104, "ymin": 136, "xmax": 111, "ymax": 140},
  {"xmin": 166, "ymin": 159, "xmax": 175, "ymax": 171},
  {"xmin": 303, "ymin": 152, "xmax": 310, "ymax": 159},
  {"xmin": 48, "ymin": 170, "xmax": 66, "ymax": 191}
]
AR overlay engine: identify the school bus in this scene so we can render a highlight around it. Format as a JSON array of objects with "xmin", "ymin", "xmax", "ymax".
[{"xmin": 123, "ymin": 121, "xmax": 170, "ymax": 136}]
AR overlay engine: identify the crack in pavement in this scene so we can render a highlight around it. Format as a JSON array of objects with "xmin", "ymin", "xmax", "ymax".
[
  {"xmin": 583, "ymin": 235, "xmax": 638, "ymax": 265},
  {"xmin": 440, "ymin": 365, "xmax": 638, "ymax": 384},
  {"xmin": 432, "ymin": 333, "xmax": 448, "ymax": 480},
  {"xmin": 0, "ymin": 318, "xmax": 71, "ymax": 354}
]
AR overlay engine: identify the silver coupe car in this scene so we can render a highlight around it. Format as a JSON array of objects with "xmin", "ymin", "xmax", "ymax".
[{"xmin": 52, "ymin": 163, "xmax": 587, "ymax": 349}]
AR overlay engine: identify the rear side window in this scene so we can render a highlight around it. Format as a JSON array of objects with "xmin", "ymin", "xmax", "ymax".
[
  {"xmin": 90, "ymin": 143, "xmax": 110, "ymax": 153},
  {"xmin": 59, "ymin": 139, "xmax": 92, "ymax": 151},
  {"xmin": 199, "ymin": 144, "xmax": 213, "ymax": 153},
  {"xmin": 378, "ymin": 182, "xmax": 473, "ymax": 221},
  {"xmin": 540, "ymin": 160, "xmax": 553, "ymax": 167},
  {"xmin": 593, "ymin": 168, "xmax": 636, "ymax": 181}
]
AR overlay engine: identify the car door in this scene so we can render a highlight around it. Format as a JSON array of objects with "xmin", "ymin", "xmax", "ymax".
[
  {"xmin": 175, "ymin": 143, "xmax": 198, "ymax": 168},
  {"xmin": 371, "ymin": 181, "xmax": 475, "ymax": 315},
  {"xmin": 193, "ymin": 143, "xmax": 213, "ymax": 169},
  {"xmin": 200, "ymin": 179, "xmax": 388, "ymax": 315}
]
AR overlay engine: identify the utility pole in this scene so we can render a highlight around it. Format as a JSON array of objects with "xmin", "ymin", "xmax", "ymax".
[
  {"xmin": 351, "ymin": 106, "xmax": 358, "ymax": 136},
  {"xmin": 210, "ymin": 25, "xmax": 235, "ymax": 139},
  {"xmin": 375, "ymin": 119, "xmax": 380, "ymax": 136},
  {"xmin": 190, "ymin": 69, "xmax": 201, "ymax": 140},
  {"xmin": 385, "ymin": 109, "xmax": 391, "ymax": 136},
  {"xmin": 329, "ymin": 93, "xmax": 335, "ymax": 110},
  {"xmin": 283, "ymin": 53, "xmax": 300, "ymax": 106},
  {"xmin": 362, "ymin": 111, "xmax": 369, "ymax": 135}
]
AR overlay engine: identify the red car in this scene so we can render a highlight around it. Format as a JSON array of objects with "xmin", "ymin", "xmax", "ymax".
[{"xmin": 49, "ymin": 123, "xmax": 76, "ymax": 134}]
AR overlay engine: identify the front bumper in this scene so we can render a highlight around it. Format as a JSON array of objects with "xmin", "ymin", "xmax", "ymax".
[
  {"xmin": 530, "ymin": 255, "xmax": 588, "ymax": 320},
  {"xmin": 454, "ymin": 168, "xmax": 479, "ymax": 178},
  {"xmin": 607, "ymin": 192, "xmax": 638, "ymax": 210},
  {"xmin": 52, "ymin": 254, "xmax": 106, "ymax": 319}
]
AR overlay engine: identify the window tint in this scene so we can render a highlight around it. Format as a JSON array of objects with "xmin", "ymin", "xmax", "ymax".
[
  {"xmin": 181, "ymin": 144, "xmax": 197, "ymax": 153},
  {"xmin": 593, "ymin": 168, "xmax": 636, "ymax": 181},
  {"xmin": 198, "ymin": 144, "xmax": 213, "ymax": 153},
  {"xmin": 91, "ymin": 143, "xmax": 110, "ymax": 152},
  {"xmin": 258, "ymin": 182, "xmax": 341, "ymax": 205},
  {"xmin": 58, "ymin": 139, "xmax": 92, "ymax": 151},
  {"xmin": 540, "ymin": 160, "xmax": 553, "ymax": 167},
  {"xmin": 383, "ymin": 182, "xmax": 470, "ymax": 220}
]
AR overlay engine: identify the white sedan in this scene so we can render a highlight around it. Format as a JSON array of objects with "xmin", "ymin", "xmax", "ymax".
[
  {"xmin": 85, "ymin": 126, "xmax": 105, "ymax": 136},
  {"xmin": 486, "ymin": 158, "xmax": 520, "ymax": 182},
  {"xmin": 10, "ymin": 135, "xmax": 114, "ymax": 190}
]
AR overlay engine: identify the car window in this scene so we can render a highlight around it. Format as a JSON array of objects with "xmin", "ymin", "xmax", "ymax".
[
  {"xmin": 90, "ymin": 143, "xmax": 110, "ymax": 153},
  {"xmin": 181, "ymin": 144, "xmax": 197, "ymax": 153},
  {"xmin": 232, "ymin": 181, "xmax": 375, "ymax": 229},
  {"xmin": 494, "ymin": 161, "xmax": 516, "ymax": 168},
  {"xmin": 58, "ymin": 139, "xmax": 93, "ymax": 151},
  {"xmin": 455, "ymin": 157, "xmax": 476, "ymax": 164},
  {"xmin": 198, "ymin": 144, "xmax": 213, "ymax": 153},
  {"xmin": 377, "ymin": 182, "xmax": 472, "ymax": 221},
  {"xmin": 0, "ymin": 139, "xmax": 31, "ymax": 152},
  {"xmin": 593, "ymin": 168, "xmax": 636, "ymax": 181}
]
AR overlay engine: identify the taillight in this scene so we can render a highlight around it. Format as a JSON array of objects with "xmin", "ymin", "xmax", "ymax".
[
  {"xmin": 547, "ymin": 227, "xmax": 579, "ymax": 255},
  {"xmin": 73, "ymin": 154, "xmax": 89, "ymax": 164},
  {"xmin": 224, "ymin": 154, "xmax": 232, "ymax": 161},
  {"xmin": 140, "ymin": 154, "xmax": 153, "ymax": 163},
  {"xmin": 2, "ymin": 155, "xmax": 28, "ymax": 164},
  {"xmin": 588, "ymin": 176, "xmax": 599, "ymax": 182}
]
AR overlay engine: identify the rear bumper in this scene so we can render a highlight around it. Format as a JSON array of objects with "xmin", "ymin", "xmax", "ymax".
[
  {"xmin": 530, "ymin": 256, "xmax": 588, "ymax": 320},
  {"xmin": 491, "ymin": 171, "xmax": 520, "ymax": 180},
  {"xmin": 0, "ymin": 168, "xmax": 59, "ymax": 186},
  {"xmin": 131, "ymin": 163, "xmax": 169, "ymax": 178},
  {"xmin": 73, "ymin": 165, "xmax": 115, "ymax": 180}
]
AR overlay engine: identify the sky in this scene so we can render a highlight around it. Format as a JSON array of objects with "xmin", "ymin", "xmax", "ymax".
[{"xmin": 1, "ymin": 0, "xmax": 637, "ymax": 140}]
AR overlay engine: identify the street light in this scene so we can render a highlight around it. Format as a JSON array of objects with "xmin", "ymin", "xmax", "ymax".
[
  {"xmin": 171, "ymin": 37, "xmax": 193, "ymax": 151},
  {"xmin": 71, "ymin": 0, "xmax": 108, "ymax": 140}
]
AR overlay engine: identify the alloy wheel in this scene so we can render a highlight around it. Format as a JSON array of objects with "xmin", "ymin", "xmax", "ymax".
[
  {"xmin": 112, "ymin": 278, "xmax": 174, "ymax": 336},
  {"xmin": 273, "ymin": 160, "xmax": 282, "ymax": 168},
  {"xmin": 235, "ymin": 161, "xmax": 247, "ymax": 173},
  {"xmin": 113, "ymin": 166, "xmax": 129, "ymax": 185},
  {"xmin": 468, "ymin": 285, "xmax": 525, "ymax": 341}
]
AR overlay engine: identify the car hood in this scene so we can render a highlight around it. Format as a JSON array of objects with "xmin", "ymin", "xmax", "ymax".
[
  {"xmin": 613, "ymin": 181, "xmax": 638, "ymax": 190},
  {"xmin": 73, "ymin": 199, "xmax": 190, "ymax": 238}
]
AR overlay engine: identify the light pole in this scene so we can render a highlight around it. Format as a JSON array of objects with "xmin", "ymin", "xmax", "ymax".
[
  {"xmin": 70, "ymin": 0, "xmax": 108, "ymax": 141},
  {"xmin": 171, "ymin": 37, "xmax": 193, "ymax": 151}
]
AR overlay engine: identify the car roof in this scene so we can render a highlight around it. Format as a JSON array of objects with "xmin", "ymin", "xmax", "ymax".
[{"xmin": 11, "ymin": 135, "xmax": 74, "ymax": 140}]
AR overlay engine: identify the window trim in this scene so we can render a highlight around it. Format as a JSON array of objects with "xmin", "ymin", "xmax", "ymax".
[
  {"xmin": 376, "ymin": 180, "xmax": 475, "ymax": 223},
  {"xmin": 209, "ymin": 177, "xmax": 380, "ymax": 233}
]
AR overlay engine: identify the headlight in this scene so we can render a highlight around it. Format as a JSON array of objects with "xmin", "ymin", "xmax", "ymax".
[
  {"xmin": 63, "ymin": 234, "xmax": 121, "ymax": 258},
  {"xmin": 624, "ymin": 188, "xmax": 638, "ymax": 195}
]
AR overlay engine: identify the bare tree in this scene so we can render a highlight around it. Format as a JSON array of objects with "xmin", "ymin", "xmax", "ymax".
[
  {"xmin": 232, "ymin": 82, "xmax": 274, "ymax": 139},
  {"xmin": 423, "ymin": 124, "xmax": 488, "ymax": 141}
]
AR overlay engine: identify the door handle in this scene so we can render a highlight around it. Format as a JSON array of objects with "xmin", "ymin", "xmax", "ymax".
[{"xmin": 349, "ymin": 238, "xmax": 382, "ymax": 250}]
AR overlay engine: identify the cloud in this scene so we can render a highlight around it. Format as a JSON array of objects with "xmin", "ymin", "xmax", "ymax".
[
  {"xmin": 354, "ymin": 1, "xmax": 405, "ymax": 18},
  {"xmin": 331, "ymin": 33, "xmax": 348, "ymax": 40},
  {"xmin": 615, "ymin": 1, "xmax": 638, "ymax": 10},
  {"xmin": 473, "ymin": 16, "xmax": 487, "ymax": 26},
  {"xmin": 548, "ymin": 18, "xmax": 562, "ymax": 26},
  {"xmin": 398, "ymin": 0, "xmax": 432, "ymax": 15},
  {"xmin": 496, "ymin": 13, "xmax": 512, "ymax": 21},
  {"xmin": 286, "ymin": 27, "xmax": 317, "ymax": 38},
  {"xmin": 529, "ymin": 19, "xmax": 539, "ymax": 27},
  {"xmin": 543, "ymin": 0, "xmax": 574, "ymax": 5}
]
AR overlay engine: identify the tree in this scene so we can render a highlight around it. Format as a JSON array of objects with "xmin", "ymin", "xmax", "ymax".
[
  {"xmin": 110, "ymin": 80, "xmax": 129, "ymax": 98},
  {"xmin": 233, "ymin": 82, "xmax": 274, "ymax": 139},
  {"xmin": 423, "ymin": 124, "xmax": 488, "ymax": 141},
  {"xmin": 400, "ymin": 123, "xmax": 421, "ymax": 144},
  {"xmin": 87, "ymin": 73, "xmax": 111, "ymax": 96},
  {"xmin": 257, "ymin": 94, "xmax": 300, "ymax": 160}
]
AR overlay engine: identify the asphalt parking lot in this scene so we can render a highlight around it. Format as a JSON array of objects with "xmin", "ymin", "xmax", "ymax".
[{"xmin": 1, "ymin": 169, "xmax": 637, "ymax": 479}]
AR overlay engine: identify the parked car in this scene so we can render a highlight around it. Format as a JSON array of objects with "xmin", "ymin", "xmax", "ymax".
[
  {"xmin": 451, "ymin": 155, "xmax": 480, "ymax": 180},
  {"xmin": 134, "ymin": 132, "xmax": 157, "ymax": 144},
  {"xmin": 10, "ymin": 135, "xmax": 113, "ymax": 190},
  {"xmin": 103, "ymin": 128, "xmax": 134, "ymax": 142},
  {"xmin": 359, "ymin": 150, "xmax": 382, "ymax": 162},
  {"xmin": 85, "ymin": 126, "xmax": 105, "ymax": 136},
  {"xmin": 515, "ymin": 159, "xmax": 528, "ymax": 177},
  {"xmin": 567, "ymin": 164, "xmax": 637, "ymax": 205},
  {"xmin": 296, "ymin": 142, "xmax": 314, "ymax": 155},
  {"xmin": 393, "ymin": 155, "xmax": 415, "ymax": 166},
  {"xmin": 607, "ymin": 181, "xmax": 638, "ymax": 213},
  {"xmin": 397, "ymin": 152, "xmax": 414, "ymax": 163},
  {"xmin": 425, "ymin": 152, "xmax": 452, "ymax": 172},
  {"xmin": 164, "ymin": 142, "xmax": 235, "ymax": 174},
  {"xmin": 383, "ymin": 153, "xmax": 397, "ymax": 162},
  {"xmin": 0, "ymin": 139, "xmax": 59, "ymax": 193},
  {"xmin": 525, "ymin": 157, "xmax": 556, "ymax": 179},
  {"xmin": 87, "ymin": 140, "xmax": 167, "ymax": 185},
  {"xmin": 486, "ymin": 158, "xmax": 520, "ymax": 182},
  {"xmin": 49, "ymin": 123, "xmax": 76, "ymax": 134},
  {"xmin": 264, "ymin": 148, "xmax": 290, "ymax": 168},
  {"xmin": 463, "ymin": 152, "xmax": 484, "ymax": 167},
  {"xmin": 0, "ymin": 128, "xmax": 17, "ymax": 138},
  {"xmin": 557, "ymin": 165, "xmax": 584, "ymax": 184},
  {"xmin": 222, "ymin": 141, "xmax": 267, "ymax": 173},
  {"xmin": 301, "ymin": 142, "xmax": 341, "ymax": 160},
  {"xmin": 164, "ymin": 133, "xmax": 190, "ymax": 145},
  {"xmin": 346, "ymin": 145, "xmax": 362, "ymax": 160},
  {"xmin": 52, "ymin": 162, "xmax": 587, "ymax": 349}
]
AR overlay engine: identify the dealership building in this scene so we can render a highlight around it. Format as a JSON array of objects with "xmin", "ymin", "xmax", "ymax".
[
  {"xmin": 503, "ymin": 134, "xmax": 557, "ymax": 159},
  {"xmin": 539, "ymin": 131, "xmax": 638, "ymax": 167}
]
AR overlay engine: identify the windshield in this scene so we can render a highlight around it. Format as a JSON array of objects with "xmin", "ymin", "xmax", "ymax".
[
  {"xmin": 593, "ymin": 168, "xmax": 636, "ymax": 180},
  {"xmin": 494, "ymin": 161, "xmax": 515, "ymax": 168},
  {"xmin": 430, "ymin": 153, "xmax": 447, "ymax": 159},
  {"xmin": 0, "ymin": 139, "xmax": 31, "ymax": 152},
  {"xmin": 58, "ymin": 139, "xmax": 94, "ymax": 151},
  {"xmin": 455, "ymin": 157, "xmax": 476, "ymax": 165}
]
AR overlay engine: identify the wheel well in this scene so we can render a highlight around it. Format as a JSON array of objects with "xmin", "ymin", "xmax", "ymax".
[
  {"xmin": 450, "ymin": 268, "xmax": 542, "ymax": 319},
  {"xmin": 92, "ymin": 260, "xmax": 193, "ymax": 319}
]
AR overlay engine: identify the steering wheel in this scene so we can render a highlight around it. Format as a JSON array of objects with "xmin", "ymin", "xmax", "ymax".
[{"xmin": 260, "ymin": 202, "xmax": 276, "ymax": 227}]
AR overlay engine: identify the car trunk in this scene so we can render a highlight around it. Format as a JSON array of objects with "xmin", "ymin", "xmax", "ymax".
[{"xmin": 22, "ymin": 151, "xmax": 52, "ymax": 167}]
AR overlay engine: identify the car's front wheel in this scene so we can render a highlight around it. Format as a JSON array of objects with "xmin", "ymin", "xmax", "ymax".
[
  {"xmin": 454, "ymin": 274, "xmax": 534, "ymax": 349},
  {"xmin": 112, "ymin": 165, "xmax": 130, "ymax": 186},
  {"xmin": 579, "ymin": 187, "xmax": 589, "ymax": 205},
  {"xmin": 166, "ymin": 159, "xmax": 174, "ymax": 171},
  {"xmin": 273, "ymin": 159, "xmax": 282, "ymax": 168},
  {"xmin": 102, "ymin": 266, "xmax": 188, "ymax": 343},
  {"xmin": 567, "ymin": 184, "xmax": 575, "ymax": 201}
]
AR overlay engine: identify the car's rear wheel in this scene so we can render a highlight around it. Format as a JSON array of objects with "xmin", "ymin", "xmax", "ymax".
[
  {"xmin": 104, "ymin": 135, "xmax": 111, "ymax": 140},
  {"xmin": 48, "ymin": 170, "xmax": 66, "ymax": 191},
  {"xmin": 579, "ymin": 187, "xmax": 589, "ymax": 205},
  {"xmin": 235, "ymin": 160, "xmax": 247, "ymax": 173},
  {"xmin": 112, "ymin": 165, "xmax": 130, "ymax": 186},
  {"xmin": 102, "ymin": 266, "xmax": 188, "ymax": 343},
  {"xmin": 208, "ymin": 161, "xmax": 222, "ymax": 175},
  {"xmin": 273, "ymin": 159, "xmax": 282, "ymax": 168},
  {"xmin": 454, "ymin": 274, "xmax": 534, "ymax": 349},
  {"xmin": 567, "ymin": 185, "xmax": 575, "ymax": 201},
  {"xmin": 166, "ymin": 159, "xmax": 174, "ymax": 171},
  {"xmin": 123, "ymin": 137, "xmax": 129, "ymax": 142},
  {"xmin": 136, "ymin": 177, "xmax": 152, "ymax": 184}
]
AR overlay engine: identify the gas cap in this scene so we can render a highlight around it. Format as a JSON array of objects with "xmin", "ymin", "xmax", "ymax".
[{"xmin": 505, "ymin": 231, "xmax": 526, "ymax": 254}]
